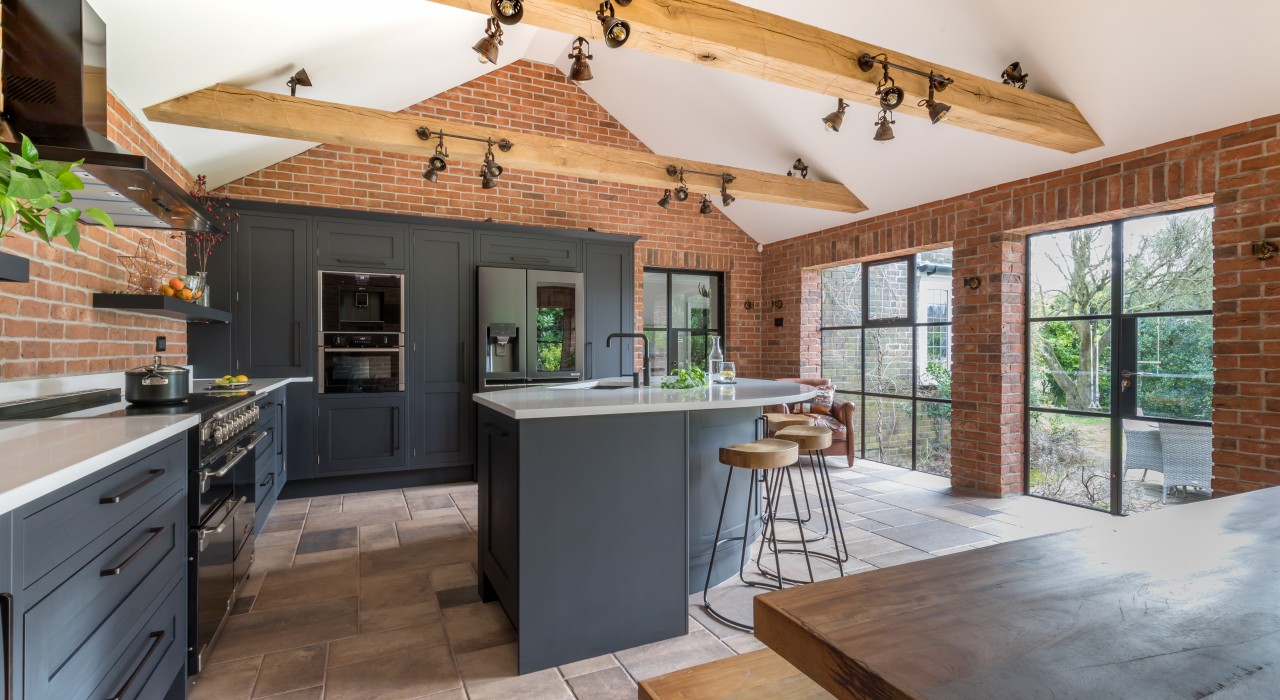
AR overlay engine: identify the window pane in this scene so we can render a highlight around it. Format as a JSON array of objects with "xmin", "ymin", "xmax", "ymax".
[
  {"xmin": 1029, "ymin": 319, "xmax": 1112, "ymax": 412},
  {"xmin": 1123, "ymin": 210, "xmax": 1213, "ymax": 313},
  {"xmin": 671, "ymin": 331, "xmax": 716, "ymax": 372},
  {"xmin": 821, "ymin": 264, "xmax": 862, "ymax": 327},
  {"xmin": 1028, "ymin": 411, "xmax": 1111, "ymax": 511},
  {"xmin": 867, "ymin": 261, "xmax": 909, "ymax": 321},
  {"xmin": 915, "ymin": 402, "xmax": 951, "ymax": 477},
  {"xmin": 1029, "ymin": 227, "xmax": 1112, "ymax": 318},
  {"xmin": 643, "ymin": 272, "xmax": 667, "ymax": 327},
  {"xmin": 820, "ymin": 329, "xmax": 862, "ymax": 392},
  {"xmin": 1135, "ymin": 315, "xmax": 1213, "ymax": 421},
  {"xmin": 915, "ymin": 248, "xmax": 953, "ymax": 322},
  {"xmin": 644, "ymin": 329, "xmax": 667, "ymax": 376},
  {"xmin": 865, "ymin": 327, "xmax": 912, "ymax": 396},
  {"xmin": 916, "ymin": 325, "xmax": 951, "ymax": 399},
  {"xmin": 864, "ymin": 397, "xmax": 912, "ymax": 468},
  {"xmin": 671, "ymin": 274, "xmax": 718, "ymax": 330}
]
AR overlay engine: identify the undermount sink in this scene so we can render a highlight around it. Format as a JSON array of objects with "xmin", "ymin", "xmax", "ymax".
[
  {"xmin": 547, "ymin": 379, "xmax": 636, "ymax": 391},
  {"xmin": 589, "ymin": 384, "xmax": 631, "ymax": 390}
]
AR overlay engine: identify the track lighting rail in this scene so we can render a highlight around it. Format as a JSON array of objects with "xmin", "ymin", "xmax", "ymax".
[
  {"xmin": 416, "ymin": 126, "xmax": 515, "ymax": 152},
  {"xmin": 857, "ymin": 53, "xmax": 953, "ymax": 90},
  {"xmin": 665, "ymin": 164, "xmax": 734, "ymax": 185}
]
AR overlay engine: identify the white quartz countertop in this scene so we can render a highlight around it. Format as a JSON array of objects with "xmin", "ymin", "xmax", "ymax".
[
  {"xmin": 194, "ymin": 376, "xmax": 312, "ymax": 394},
  {"xmin": 0, "ymin": 414, "xmax": 197, "ymax": 515},
  {"xmin": 473, "ymin": 377, "xmax": 818, "ymax": 419}
]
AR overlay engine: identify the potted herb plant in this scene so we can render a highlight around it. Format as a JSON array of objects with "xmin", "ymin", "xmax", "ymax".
[{"xmin": 0, "ymin": 135, "xmax": 114, "ymax": 282}]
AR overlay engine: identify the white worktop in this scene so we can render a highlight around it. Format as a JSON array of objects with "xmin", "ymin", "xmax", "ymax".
[
  {"xmin": 193, "ymin": 377, "xmax": 312, "ymax": 395},
  {"xmin": 473, "ymin": 377, "xmax": 818, "ymax": 420},
  {"xmin": 0, "ymin": 414, "xmax": 197, "ymax": 515}
]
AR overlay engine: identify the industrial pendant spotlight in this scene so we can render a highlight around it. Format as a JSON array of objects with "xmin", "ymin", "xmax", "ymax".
[
  {"xmin": 568, "ymin": 37, "xmax": 594, "ymax": 82},
  {"xmin": 873, "ymin": 110, "xmax": 895, "ymax": 141},
  {"xmin": 482, "ymin": 143, "xmax": 504, "ymax": 178},
  {"xmin": 699, "ymin": 195, "xmax": 713, "ymax": 215},
  {"xmin": 427, "ymin": 133, "xmax": 450, "ymax": 174},
  {"xmin": 787, "ymin": 158, "xmax": 809, "ymax": 179},
  {"xmin": 422, "ymin": 168, "xmax": 439, "ymax": 183},
  {"xmin": 1001, "ymin": 61, "xmax": 1029, "ymax": 89},
  {"xmin": 720, "ymin": 183, "xmax": 735, "ymax": 207},
  {"xmin": 920, "ymin": 72, "xmax": 952, "ymax": 124},
  {"xmin": 286, "ymin": 69, "xmax": 311, "ymax": 97},
  {"xmin": 597, "ymin": 1, "xmax": 631, "ymax": 48},
  {"xmin": 415, "ymin": 126, "xmax": 514, "ymax": 189},
  {"xmin": 473, "ymin": 15, "xmax": 505, "ymax": 64},
  {"xmin": 491, "ymin": 0, "xmax": 523, "ymax": 24},
  {"xmin": 666, "ymin": 166, "xmax": 689, "ymax": 202},
  {"xmin": 657, "ymin": 189, "xmax": 672, "ymax": 209},
  {"xmin": 822, "ymin": 98, "xmax": 847, "ymax": 132}
]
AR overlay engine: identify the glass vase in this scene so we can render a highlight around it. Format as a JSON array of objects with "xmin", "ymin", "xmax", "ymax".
[
  {"xmin": 182, "ymin": 272, "xmax": 210, "ymax": 306},
  {"xmin": 707, "ymin": 335, "xmax": 724, "ymax": 379}
]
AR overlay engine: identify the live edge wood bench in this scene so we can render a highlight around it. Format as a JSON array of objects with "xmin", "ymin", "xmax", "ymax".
[{"xmin": 638, "ymin": 648, "xmax": 833, "ymax": 700}]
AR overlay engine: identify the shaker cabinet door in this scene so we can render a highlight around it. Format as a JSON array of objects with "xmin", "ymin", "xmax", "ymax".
[
  {"xmin": 584, "ymin": 242, "xmax": 635, "ymax": 379},
  {"xmin": 316, "ymin": 395, "xmax": 408, "ymax": 475},
  {"xmin": 235, "ymin": 214, "xmax": 312, "ymax": 377}
]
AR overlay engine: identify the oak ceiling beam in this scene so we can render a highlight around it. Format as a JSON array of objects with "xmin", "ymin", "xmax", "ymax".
[
  {"xmin": 428, "ymin": 0, "xmax": 1103, "ymax": 154},
  {"xmin": 143, "ymin": 84, "xmax": 866, "ymax": 214}
]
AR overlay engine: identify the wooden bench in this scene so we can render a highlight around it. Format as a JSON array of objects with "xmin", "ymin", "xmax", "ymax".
[{"xmin": 638, "ymin": 648, "xmax": 832, "ymax": 699}]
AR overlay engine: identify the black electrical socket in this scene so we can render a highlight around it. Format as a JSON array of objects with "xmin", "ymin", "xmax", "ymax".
[
  {"xmin": 774, "ymin": 318, "xmax": 784, "ymax": 327},
  {"xmin": 155, "ymin": 336, "xmax": 167, "ymax": 352}
]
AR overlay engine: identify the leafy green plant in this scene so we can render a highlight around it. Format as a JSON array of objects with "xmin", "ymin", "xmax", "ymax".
[
  {"xmin": 0, "ymin": 135, "xmax": 114, "ymax": 251},
  {"xmin": 659, "ymin": 366, "xmax": 707, "ymax": 389}
]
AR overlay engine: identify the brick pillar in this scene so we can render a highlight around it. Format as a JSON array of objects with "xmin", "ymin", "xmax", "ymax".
[
  {"xmin": 950, "ymin": 229, "xmax": 1026, "ymax": 496},
  {"xmin": 1210, "ymin": 118, "xmax": 1280, "ymax": 494}
]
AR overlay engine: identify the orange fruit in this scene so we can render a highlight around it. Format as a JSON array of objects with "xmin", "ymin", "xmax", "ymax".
[
  {"xmin": 179, "ymin": 288, "xmax": 194, "ymax": 301},
  {"xmin": 159, "ymin": 285, "xmax": 175, "ymax": 297},
  {"xmin": 192, "ymin": 290, "xmax": 203, "ymax": 299},
  {"xmin": 169, "ymin": 277, "xmax": 185, "ymax": 291}
]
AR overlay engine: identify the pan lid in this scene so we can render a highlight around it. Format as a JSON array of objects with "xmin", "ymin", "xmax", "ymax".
[{"xmin": 126, "ymin": 355, "xmax": 188, "ymax": 375}]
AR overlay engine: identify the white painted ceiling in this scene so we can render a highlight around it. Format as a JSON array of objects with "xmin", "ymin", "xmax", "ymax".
[{"xmin": 93, "ymin": 0, "xmax": 1280, "ymax": 243}]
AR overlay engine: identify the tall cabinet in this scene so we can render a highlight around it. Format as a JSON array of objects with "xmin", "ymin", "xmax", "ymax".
[{"xmin": 584, "ymin": 242, "xmax": 636, "ymax": 379}]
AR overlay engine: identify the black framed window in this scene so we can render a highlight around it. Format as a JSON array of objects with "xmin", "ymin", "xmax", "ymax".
[
  {"xmin": 1025, "ymin": 206, "xmax": 1214, "ymax": 515},
  {"xmin": 820, "ymin": 249, "xmax": 953, "ymax": 475},
  {"xmin": 643, "ymin": 269, "xmax": 725, "ymax": 375}
]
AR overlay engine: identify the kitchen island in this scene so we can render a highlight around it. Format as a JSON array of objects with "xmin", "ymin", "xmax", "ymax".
[{"xmin": 472, "ymin": 377, "xmax": 817, "ymax": 673}]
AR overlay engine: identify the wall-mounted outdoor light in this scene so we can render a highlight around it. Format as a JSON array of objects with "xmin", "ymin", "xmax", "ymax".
[
  {"xmin": 1253, "ymin": 240, "xmax": 1278, "ymax": 261},
  {"xmin": 962, "ymin": 276, "xmax": 982, "ymax": 290}
]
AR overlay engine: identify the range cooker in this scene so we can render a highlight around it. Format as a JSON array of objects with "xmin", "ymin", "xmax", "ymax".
[{"xmin": 0, "ymin": 388, "xmax": 268, "ymax": 674}]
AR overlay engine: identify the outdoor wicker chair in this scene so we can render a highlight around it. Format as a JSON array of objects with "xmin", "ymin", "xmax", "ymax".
[
  {"xmin": 1157, "ymin": 423, "xmax": 1213, "ymax": 503},
  {"xmin": 1123, "ymin": 423, "xmax": 1163, "ymax": 481}
]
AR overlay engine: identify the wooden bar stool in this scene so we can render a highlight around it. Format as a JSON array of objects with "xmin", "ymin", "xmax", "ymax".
[
  {"xmin": 702, "ymin": 438, "xmax": 802, "ymax": 632},
  {"xmin": 761, "ymin": 412, "xmax": 817, "ymax": 527},
  {"xmin": 773, "ymin": 425, "xmax": 849, "ymax": 575}
]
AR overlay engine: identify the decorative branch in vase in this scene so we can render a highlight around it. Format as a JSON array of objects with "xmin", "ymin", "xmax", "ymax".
[{"xmin": 172, "ymin": 174, "xmax": 237, "ymax": 306}]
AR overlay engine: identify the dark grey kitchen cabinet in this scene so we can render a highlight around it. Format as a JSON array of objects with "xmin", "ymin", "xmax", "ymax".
[
  {"xmin": 410, "ymin": 227, "xmax": 473, "ymax": 469},
  {"xmin": 0, "ymin": 511, "xmax": 13, "ymax": 700},
  {"xmin": 584, "ymin": 242, "xmax": 636, "ymax": 379},
  {"xmin": 316, "ymin": 217, "xmax": 408, "ymax": 271},
  {"xmin": 476, "ymin": 406, "xmax": 519, "ymax": 622},
  {"xmin": 286, "ymin": 382, "xmax": 316, "ymax": 480},
  {"xmin": 316, "ymin": 394, "xmax": 408, "ymax": 475},
  {"xmin": 234, "ymin": 213, "xmax": 313, "ymax": 377},
  {"xmin": 478, "ymin": 231, "xmax": 580, "ymax": 270}
]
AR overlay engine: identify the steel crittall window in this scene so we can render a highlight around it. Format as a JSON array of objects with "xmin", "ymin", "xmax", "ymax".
[
  {"xmin": 642, "ymin": 269, "xmax": 725, "ymax": 376},
  {"xmin": 819, "ymin": 249, "xmax": 953, "ymax": 475}
]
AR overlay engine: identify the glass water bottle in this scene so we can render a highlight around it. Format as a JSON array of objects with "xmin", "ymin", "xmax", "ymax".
[{"xmin": 707, "ymin": 335, "xmax": 724, "ymax": 380}]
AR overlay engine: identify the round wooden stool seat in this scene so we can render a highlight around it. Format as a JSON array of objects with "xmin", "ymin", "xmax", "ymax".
[
  {"xmin": 774, "ymin": 424, "xmax": 834, "ymax": 452},
  {"xmin": 720, "ymin": 439, "xmax": 800, "ymax": 470},
  {"xmin": 763, "ymin": 412, "xmax": 814, "ymax": 431}
]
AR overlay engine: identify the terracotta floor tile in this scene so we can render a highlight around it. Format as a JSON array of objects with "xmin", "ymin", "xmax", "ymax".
[
  {"xmin": 360, "ymin": 522, "xmax": 400, "ymax": 551},
  {"xmin": 189, "ymin": 656, "xmax": 261, "ymax": 700},
  {"xmin": 252, "ymin": 644, "xmax": 326, "ymax": 698},
  {"xmin": 396, "ymin": 514, "xmax": 471, "ymax": 545},
  {"xmin": 428, "ymin": 562, "xmax": 477, "ymax": 592},
  {"xmin": 359, "ymin": 535, "xmax": 475, "ymax": 577},
  {"xmin": 359, "ymin": 568, "xmax": 442, "ymax": 633},
  {"xmin": 209, "ymin": 597, "xmax": 358, "ymax": 663},
  {"xmin": 327, "ymin": 621, "xmax": 450, "ymax": 669},
  {"xmin": 304, "ymin": 507, "xmax": 411, "ymax": 532},
  {"xmin": 295, "ymin": 526, "xmax": 358, "ymax": 554},
  {"xmin": 442, "ymin": 602, "xmax": 516, "ymax": 654},
  {"xmin": 253, "ymin": 687, "xmax": 322, "ymax": 700},
  {"xmin": 323, "ymin": 644, "xmax": 461, "ymax": 700}
]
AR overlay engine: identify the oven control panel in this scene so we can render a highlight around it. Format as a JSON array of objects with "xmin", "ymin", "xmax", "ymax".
[{"xmin": 201, "ymin": 402, "xmax": 261, "ymax": 447}]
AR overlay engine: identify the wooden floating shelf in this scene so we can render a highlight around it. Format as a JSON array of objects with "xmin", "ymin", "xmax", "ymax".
[
  {"xmin": 92, "ymin": 293, "xmax": 232, "ymax": 324},
  {"xmin": 0, "ymin": 251, "xmax": 31, "ymax": 283}
]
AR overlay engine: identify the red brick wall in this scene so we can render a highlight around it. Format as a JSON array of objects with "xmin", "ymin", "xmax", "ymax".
[
  {"xmin": 763, "ymin": 115, "xmax": 1280, "ymax": 496},
  {"xmin": 0, "ymin": 95, "xmax": 191, "ymax": 380},
  {"xmin": 221, "ymin": 61, "xmax": 764, "ymax": 373}
]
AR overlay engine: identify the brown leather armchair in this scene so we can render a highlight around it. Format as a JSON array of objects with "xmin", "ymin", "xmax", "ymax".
[{"xmin": 766, "ymin": 378, "xmax": 856, "ymax": 464}]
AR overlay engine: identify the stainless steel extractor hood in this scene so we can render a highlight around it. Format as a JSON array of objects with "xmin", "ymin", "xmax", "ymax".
[{"xmin": 1, "ymin": 0, "xmax": 217, "ymax": 232}]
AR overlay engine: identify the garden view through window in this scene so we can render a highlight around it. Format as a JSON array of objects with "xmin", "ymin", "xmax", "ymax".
[
  {"xmin": 1026, "ymin": 208, "xmax": 1214, "ymax": 514},
  {"xmin": 643, "ymin": 269, "xmax": 724, "ymax": 375},
  {"xmin": 820, "ymin": 249, "xmax": 953, "ymax": 476}
]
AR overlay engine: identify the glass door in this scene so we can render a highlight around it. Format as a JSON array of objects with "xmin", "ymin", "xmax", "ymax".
[
  {"xmin": 1026, "ymin": 208, "xmax": 1213, "ymax": 514},
  {"xmin": 642, "ymin": 269, "xmax": 724, "ymax": 375},
  {"xmin": 526, "ymin": 270, "xmax": 584, "ymax": 381}
]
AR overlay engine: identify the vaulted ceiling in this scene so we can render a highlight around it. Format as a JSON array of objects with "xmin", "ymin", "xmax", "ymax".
[{"xmin": 94, "ymin": 0, "xmax": 1280, "ymax": 243}]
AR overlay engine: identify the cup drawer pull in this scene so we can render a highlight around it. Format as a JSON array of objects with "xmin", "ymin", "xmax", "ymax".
[
  {"xmin": 99, "ymin": 469, "xmax": 165, "ymax": 505},
  {"xmin": 100, "ymin": 527, "xmax": 165, "ymax": 577}
]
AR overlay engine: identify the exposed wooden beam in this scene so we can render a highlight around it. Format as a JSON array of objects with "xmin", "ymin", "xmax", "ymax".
[
  {"xmin": 427, "ymin": 0, "xmax": 1103, "ymax": 154},
  {"xmin": 143, "ymin": 84, "xmax": 866, "ymax": 214}
]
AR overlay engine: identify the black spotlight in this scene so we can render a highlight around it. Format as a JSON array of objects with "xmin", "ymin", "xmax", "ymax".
[
  {"xmin": 920, "ymin": 73, "xmax": 951, "ymax": 124},
  {"xmin": 699, "ymin": 196, "xmax": 713, "ymax": 215},
  {"xmin": 674, "ymin": 183, "xmax": 689, "ymax": 202},
  {"xmin": 1001, "ymin": 61, "xmax": 1029, "ymax": 89},
  {"xmin": 481, "ymin": 168, "xmax": 498, "ymax": 189},
  {"xmin": 873, "ymin": 110, "xmax": 895, "ymax": 141},
  {"xmin": 428, "ymin": 138, "xmax": 449, "ymax": 173},
  {"xmin": 721, "ymin": 189, "xmax": 735, "ymax": 207},
  {"xmin": 822, "ymin": 98, "xmax": 847, "ymax": 132},
  {"xmin": 287, "ymin": 69, "xmax": 311, "ymax": 97},
  {"xmin": 473, "ymin": 16, "xmax": 504, "ymax": 64},
  {"xmin": 568, "ymin": 38, "xmax": 594, "ymax": 82},
  {"xmin": 597, "ymin": 1, "xmax": 631, "ymax": 48},
  {"xmin": 491, "ymin": 0, "xmax": 523, "ymax": 25},
  {"xmin": 423, "ymin": 168, "xmax": 439, "ymax": 183},
  {"xmin": 657, "ymin": 189, "xmax": 672, "ymax": 209}
]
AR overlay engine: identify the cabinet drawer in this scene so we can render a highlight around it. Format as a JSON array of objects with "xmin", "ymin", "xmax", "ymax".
[
  {"xmin": 86, "ymin": 575, "xmax": 185, "ymax": 700},
  {"xmin": 23, "ymin": 487, "xmax": 184, "ymax": 700},
  {"xmin": 317, "ymin": 218, "xmax": 407, "ymax": 270},
  {"xmin": 20, "ymin": 437, "xmax": 185, "ymax": 589},
  {"xmin": 478, "ymin": 233, "xmax": 580, "ymax": 269},
  {"xmin": 254, "ymin": 418, "xmax": 279, "ymax": 469}
]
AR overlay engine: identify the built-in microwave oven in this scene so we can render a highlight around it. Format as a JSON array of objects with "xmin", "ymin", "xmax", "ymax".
[{"xmin": 319, "ymin": 271, "xmax": 404, "ymax": 335}]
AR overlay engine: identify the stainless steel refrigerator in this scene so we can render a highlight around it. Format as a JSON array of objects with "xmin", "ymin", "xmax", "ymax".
[{"xmin": 478, "ymin": 266, "xmax": 585, "ymax": 390}]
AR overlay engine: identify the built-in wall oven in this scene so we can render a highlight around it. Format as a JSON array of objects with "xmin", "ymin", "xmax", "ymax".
[{"xmin": 319, "ymin": 271, "xmax": 405, "ymax": 393}]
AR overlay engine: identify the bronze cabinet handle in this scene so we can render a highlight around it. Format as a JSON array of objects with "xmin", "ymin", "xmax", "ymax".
[
  {"xmin": 99, "ymin": 469, "xmax": 165, "ymax": 505},
  {"xmin": 101, "ymin": 527, "xmax": 165, "ymax": 577}
]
